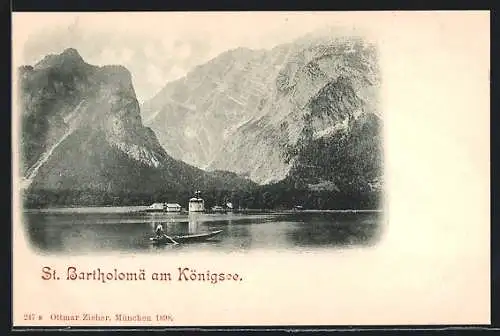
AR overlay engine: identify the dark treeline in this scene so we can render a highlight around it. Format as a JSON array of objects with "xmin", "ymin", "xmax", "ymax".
[
  {"xmin": 239, "ymin": 181, "xmax": 382, "ymax": 210},
  {"xmin": 23, "ymin": 183, "xmax": 382, "ymax": 210}
]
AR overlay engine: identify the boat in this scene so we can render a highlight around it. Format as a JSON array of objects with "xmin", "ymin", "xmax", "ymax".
[{"xmin": 149, "ymin": 230, "xmax": 223, "ymax": 245}]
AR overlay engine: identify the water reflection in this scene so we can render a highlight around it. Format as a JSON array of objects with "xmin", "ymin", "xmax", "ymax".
[
  {"xmin": 23, "ymin": 210, "xmax": 382, "ymax": 255},
  {"xmin": 286, "ymin": 212, "xmax": 382, "ymax": 248},
  {"xmin": 188, "ymin": 213, "xmax": 200, "ymax": 234}
]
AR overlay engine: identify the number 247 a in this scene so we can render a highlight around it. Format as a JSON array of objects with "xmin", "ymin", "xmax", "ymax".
[{"xmin": 24, "ymin": 314, "xmax": 41, "ymax": 321}]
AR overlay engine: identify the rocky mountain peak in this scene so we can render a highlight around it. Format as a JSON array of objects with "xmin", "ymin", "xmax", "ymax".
[
  {"xmin": 34, "ymin": 47, "xmax": 86, "ymax": 71},
  {"xmin": 141, "ymin": 34, "xmax": 382, "ymax": 188},
  {"xmin": 61, "ymin": 47, "xmax": 83, "ymax": 59},
  {"xmin": 20, "ymin": 48, "xmax": 256, "ymax": 206}
]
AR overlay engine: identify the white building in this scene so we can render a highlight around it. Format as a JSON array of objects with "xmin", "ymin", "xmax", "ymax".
[
  {"xmin": 148, "ymin": 202, "xmax": 165, "ymax": 210},
  {"xmin": 165, "ymin": 203, "xmax": 182, "ymax": 212},
  {"xmin": 188, "ymin": 191, "xmax": 205, "ymax": 212}
]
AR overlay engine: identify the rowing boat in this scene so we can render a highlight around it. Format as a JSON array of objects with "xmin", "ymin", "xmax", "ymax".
[{"xmin": 149, "ymin": 230, "xmax": 223, "ymax": 245}]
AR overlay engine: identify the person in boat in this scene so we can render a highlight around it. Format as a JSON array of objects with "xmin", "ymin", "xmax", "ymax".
[
  {"xmin": 155, "ymin": 223, "xmax": 164, "ymax": 236},
  {"xmin": 154, "ymin": 223, "xmax": 178, "ymax": 245}
]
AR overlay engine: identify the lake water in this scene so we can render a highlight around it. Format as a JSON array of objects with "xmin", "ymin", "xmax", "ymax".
[{"xmin": 22, "ymin": 207, "xmax": 383, "ymax": 255}]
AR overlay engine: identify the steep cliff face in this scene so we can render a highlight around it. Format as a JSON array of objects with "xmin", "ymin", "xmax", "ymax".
[
  {"xmin": 19, "ymin": 48, "xmax": 255, "ymax": 204},
  {"xmin": 142, "ymin": 35, "xmax": 382, "ymax": 193}
]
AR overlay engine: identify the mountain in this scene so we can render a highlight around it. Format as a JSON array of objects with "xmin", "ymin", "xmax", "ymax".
[
  {"xmin": 141, "ymin": 34, "xmax": 383, "ymax": 200},
  {"xmin": 18, "ymin": 48, "xmax": 256, "ymax": 207}
]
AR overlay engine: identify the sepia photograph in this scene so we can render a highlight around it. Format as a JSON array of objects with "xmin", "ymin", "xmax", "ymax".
[
  {"xmin": 12, "ymin": 11, "xmax": 490, "ymax": 327},
  {"xmin": 17, "ymin": 14, "xmax": 383, "ymax": 255}
]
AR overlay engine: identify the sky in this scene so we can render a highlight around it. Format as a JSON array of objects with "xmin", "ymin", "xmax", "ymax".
[
  {"xmin": 12, "ymin": 12, "xmax": 371, "ymax": 103},
  {"xmin": 12, "ymin": 12, "xmax": 488, "ymax": 104}
]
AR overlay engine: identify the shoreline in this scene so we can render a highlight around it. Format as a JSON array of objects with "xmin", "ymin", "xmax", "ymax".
[{"xmin": 22, "ymin": 206, "xmax": 383, "ymax": 215}]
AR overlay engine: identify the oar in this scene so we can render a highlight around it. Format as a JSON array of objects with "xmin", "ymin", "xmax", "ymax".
[{"xmin": 164, "ymin": 234, "xmax": 179, "ymax": 245}]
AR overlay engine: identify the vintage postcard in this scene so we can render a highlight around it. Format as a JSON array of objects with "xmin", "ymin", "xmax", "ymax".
[{"xmin": 12, "ymin": 11, "xmax": 490, "ymax": 327}]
